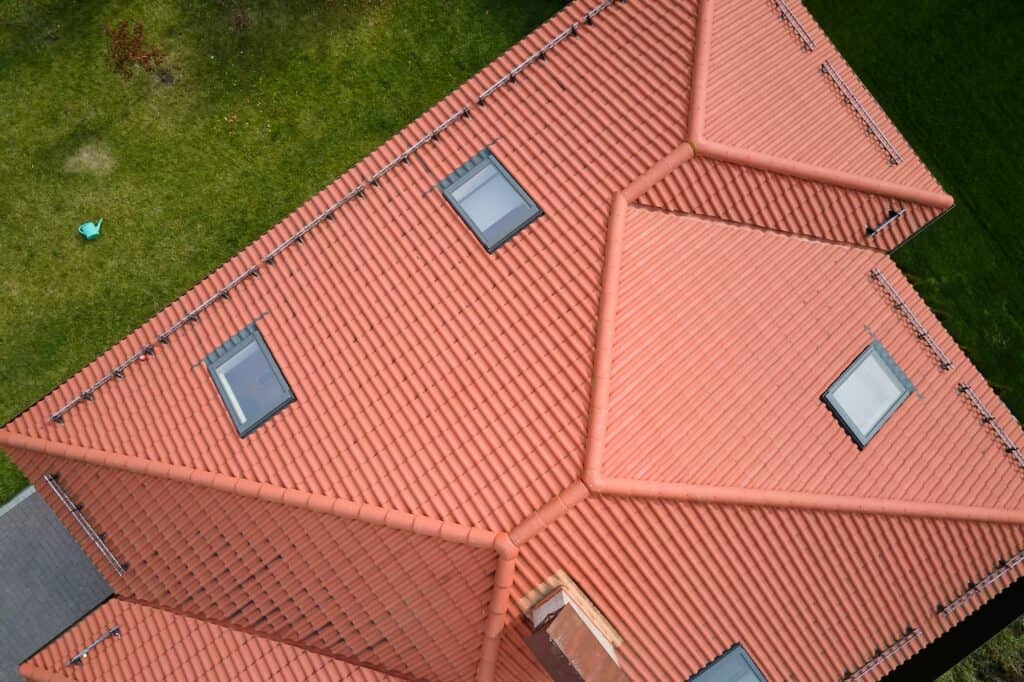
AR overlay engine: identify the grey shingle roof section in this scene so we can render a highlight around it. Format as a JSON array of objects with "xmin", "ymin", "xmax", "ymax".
[{"xmin": 0, "ymin": 486, "xmax": 111, "ymax": 681}]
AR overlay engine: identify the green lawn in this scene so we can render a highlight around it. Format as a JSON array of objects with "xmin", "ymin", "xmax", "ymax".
[
  {"xmin": 1, "ymin": 0, "xmax": 1022, "ymax": 676},
  {"xmin": 0, "ymin": 0, "xmax": 564, "ymax": 501}
]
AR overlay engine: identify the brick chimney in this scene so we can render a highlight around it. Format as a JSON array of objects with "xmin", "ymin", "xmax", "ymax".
[{"xmin": 525, "ymin": 586, "xmax": 629, "ymax": 682}]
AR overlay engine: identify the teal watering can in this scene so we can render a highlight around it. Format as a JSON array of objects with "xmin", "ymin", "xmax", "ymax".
[{"xmin": 78, "ymin": 218, "xmax": 103, "ymax": 241}]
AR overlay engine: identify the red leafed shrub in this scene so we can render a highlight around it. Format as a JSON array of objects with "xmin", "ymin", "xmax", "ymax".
[{"xmin": 105, "ymin": 20, "xmax": 163, "ymax": 80}]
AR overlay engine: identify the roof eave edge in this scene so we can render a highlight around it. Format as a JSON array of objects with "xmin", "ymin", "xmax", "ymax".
[{"xmin": 17, "ymin": 662, "xmax": 71, "ymax": 682}]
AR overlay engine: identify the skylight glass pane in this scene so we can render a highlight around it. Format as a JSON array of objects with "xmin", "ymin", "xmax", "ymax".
[
  {"xmin": 206, "ymin": 325, "xmax": 294, "ymax": 437},
  {"xmin": 440, "ymin": 149, "xmax": 543, "ymax": 252},
  {"xmin": 823, "ymin": 341, "xmax": 913, "ymax": 447},
  {"xmin": 450, "ymin": 164, "xmax": 528, "ymax": 233},
  {"xmin": 691, "ymin": 645, "xmax": 766, "ymax": 682},
  {"xmin": 830, "ymin": 352, "xmax": 903, "ymax": 435},
  {"xmin": 216, "ymin": 343, "xmax": 288, "ymax": 424}
]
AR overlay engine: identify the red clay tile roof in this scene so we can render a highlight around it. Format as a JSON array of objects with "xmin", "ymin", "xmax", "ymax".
[
  {"xmin": 19, "ymin": 599, "xmax": 397, "ymax": 681},
  {"xmin": 698, "ymin": 0, "xmax": 947, "ymax": 198},
  {"xmin": 600, "ymin": 207, "xmax": 1024, "ymax": 515},
  {"xmin": 5, "ymin": 0, "xmax": 1023, "ymax": 680}
]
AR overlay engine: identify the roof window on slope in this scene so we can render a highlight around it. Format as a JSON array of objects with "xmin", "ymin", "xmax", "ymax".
[
  {"xmin": 439, "ymin": 148, "xmax": 542, "ymax": 252},
  {"xmin": 691, "ymin": 644, "xmax": 766, "ymax": 682},
  {"xmin": 822, "ymin": 340, "xmax": 914, "ymax": 448},
  {"xmin": 205, "ymin": 324, "xmax": 294, "ymax": 437}
]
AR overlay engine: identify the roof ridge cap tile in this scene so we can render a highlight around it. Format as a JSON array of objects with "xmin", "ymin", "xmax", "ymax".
[
  {"xmin": 627, "ymin": 202, "xmax": 889, "ymax": 254},
  {"xmin": 476, "ymin": 552, "xmax": 518, "ymax": 681},
  {"xmin": 687, "ymin": 0, "xmax": 714, "ymax": 141},
  {"xmin": 0, "ymin": 431, "xmax": 510, "ymax": 552},
  {"xmin": 591, "ymin": 475, "xmax": 1024, "ymax": 526},
  {"xmin": 582, "ymin": 143, "xmax": 696, "ymax": 492},
  {"xmin": 692, "ymin": 137, "xmax": 955, "ymax": 210}
]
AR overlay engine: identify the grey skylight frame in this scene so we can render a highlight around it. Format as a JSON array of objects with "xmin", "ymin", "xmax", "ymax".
[
  {"xmin": 204, "ymin": 323, "xmax": 294, "ymax": 437},
  {"xmin": 689, "ymin": 644, "xmax": 767, "ymax": 682},
  {"xmin": 439, "ymin": 148, "xmax": 543, "ymax": 253},
  {"xmin": 822, "ymin": 340, "xmax": 914, "ymax": 449}
]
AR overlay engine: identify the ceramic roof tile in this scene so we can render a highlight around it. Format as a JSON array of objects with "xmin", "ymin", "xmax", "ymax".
[
  {"xmin": 10, "ymin": 446, "xmax": 500, "ymax": 681},
  {"xmin": 636, "ymin": 155, "xmax": 945, "ymax": 249},
  {"xmin": 700, "ymin": 0, "xmax": 944, "ymax": 196},
  {"xmin": 508, "ymin": 495, "xmax": 1024, "ymax": 682},
  {"xmin": 5, "ymin": 0, "xmax": 698, "ymax": 534},
  {"xmin": 5, "ymin": 1, "xmax": 1022, "ymax": 681},
  {"xmin": 19, "ymin": 599, "xmax": 399, "ymax": 682},
  {"xmin": 601, "ymin": 207, "xmax": 1024, "ymax": 514}
]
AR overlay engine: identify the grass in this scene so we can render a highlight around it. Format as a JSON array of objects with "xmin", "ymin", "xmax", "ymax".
[
  {"xmin": 940, "ymin": 615, "xmax": 1024, "ymax": 682},
  {"xmin": 0, "ymin": 0, "xmax": 1021, "ymax": 676},
  {"xmin": 0, "ymin": 0, "xmax": 564, "ymax": 497},
  {"xmin": 804, "ymin": 1, "xmax": 1024, "ymax": 676}
]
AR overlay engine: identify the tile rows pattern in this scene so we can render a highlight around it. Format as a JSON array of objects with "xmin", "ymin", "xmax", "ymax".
[
  {"xmin": 637, "ymin": 154, "xmax": 943, "ymax": 250},
  {"xmin": 12, "ymin": 447, "xmax": 497, "ymax": 681},
  {"xmin": 602, "ymin": 207, "xmax": 1024, "ymax": 513},
  {"xmin": 7, "ymin": 0, "xmax": 1023, "ymax": 680},
  {"xmin": 20, "ymin": 598, "xmax": 397, "ymax": 681},
  {"xmin": 702, "ymin": 0, "xmax": 944, "ymax": 194},
  {"xmin": 506, "ymin": 495, "xmax": 1024, "ymax": 681}
]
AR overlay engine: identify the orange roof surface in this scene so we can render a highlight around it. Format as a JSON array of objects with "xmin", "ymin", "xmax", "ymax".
[
  {"xmin": 19, "ymin": 598, "xmax": 396, "ymax": 681},
  {"xmin": 4, "ymin": 0, "xmax": 1021, "ymax": 680}
]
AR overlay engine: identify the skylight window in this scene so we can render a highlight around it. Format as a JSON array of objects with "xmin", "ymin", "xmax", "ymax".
[
  {"xmin": 822, "ymin": 340, "xmax": 914, "ymax": 448},
  {"xmin": 205, "ymin": 324, "xmax": 294, "ymax": 437},
  {"xmin": 439, "ymin": 148, "xmax": 542, "ymax": 252},
  {"xmin": 691, "ymin": 645, "xmax": 766, "ymax": 682}
]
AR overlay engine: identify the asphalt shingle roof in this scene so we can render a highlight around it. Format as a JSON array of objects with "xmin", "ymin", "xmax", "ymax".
[{"xmin": 0, "ymin": 487, "xmax": 111, "ymax": 681}]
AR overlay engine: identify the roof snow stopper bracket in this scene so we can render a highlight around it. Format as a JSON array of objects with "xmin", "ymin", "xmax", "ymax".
[
  {"xmin": 939, "ymin": 547, "xmax": 1024, "ymax": 617},
  {"xmin": 842, "ymin": 627, "xmax": 921, "ymax": 681},
  {"xmin": 772, "ymin": 0, "xmax": 815, "ymax": 51},
  {"xmin": 820, "ymin": 61, "xmax": 902, "ymax": 165},
  {"xmin": 870, "ymin": 268, "xmax": 953, "ymax": 370},
  {"xmin": 67, "ymin": 626, "xmax": 121, "ymax": 667},
  {"xmin": 43, "ymin": 473, "xmax": 128, "ymax": 576},
  {"xmin": 957, "ymin": 383, "xmax": 1024, "ymax": 467},
  {"xmin": 866, "ymin": 207, "xmax": 905, "ymax": 237}
]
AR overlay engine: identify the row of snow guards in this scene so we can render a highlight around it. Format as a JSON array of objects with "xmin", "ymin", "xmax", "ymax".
[
  {"xmin": 43, "ymin": 473, "xmax": 127, "ymax": 576},
  {"xmin": 938, "ymin": 547, "xmax": 1024, "ymax": 618},
  {"xmin": 771, "ymin": 0, "xmax": 815, "ymax": 51},
  {"xmin": 869, "ymin": 268, "xmax": 954, "ymax": 371},
  {"xmin": 957, "ymin": 383, "xmax": 1024, "ymax": 469},
  {"xmin": 820, "ymin": 60, "xmax": 903, "ymax": 166},
  {"xmin": 843, "ymin": 628, "xmax": 922, "ymax": 681},
  {"xmin": 48, "ymin": 0, "xmax": 626, "ymax": 425}
]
